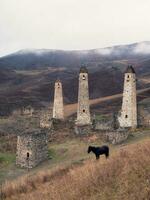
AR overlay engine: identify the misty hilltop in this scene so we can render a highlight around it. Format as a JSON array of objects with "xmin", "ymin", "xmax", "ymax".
[{"xmin": 0, "ymin": 41, "xmax": 150, "ymax": 73}]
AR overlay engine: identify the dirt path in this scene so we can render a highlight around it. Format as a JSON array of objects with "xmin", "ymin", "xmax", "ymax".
[
  {"xmin": 139, "ymin": 77, "xmax": 150, "ymax": 84},
  {"xmin": 64, "ymin": 87, "xmax": 150, "ymax": 117}
]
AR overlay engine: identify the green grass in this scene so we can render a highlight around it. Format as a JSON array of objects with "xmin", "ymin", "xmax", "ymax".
[
  {"xmin": 48, "ymin": 139, "xmax": 86, "ymax": 162},
  {"xmin": 95, "ymin": 114, "xmax": 109, "ymax": 121},
  {"xmin": 0, "ymin": 153, "xmax": 15, "ymax": 167},
  {"xmin": 0, "ymin": 153, "xmax": 16, "ymax": 182}
]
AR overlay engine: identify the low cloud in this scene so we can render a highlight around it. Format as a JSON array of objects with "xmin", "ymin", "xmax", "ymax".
[
  {"xmin": 134, "ymin": 42, "xmax": 150, "ymax": 54},
  {"xmin": 96, "ymin": 48, "xmax": 113, "ymax": 55}
]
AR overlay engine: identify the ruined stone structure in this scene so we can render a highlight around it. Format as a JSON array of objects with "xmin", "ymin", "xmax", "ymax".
[
  {"xmin": 76, "ymin": 67, "xmax": 91, "ymax": 125},
  {"xmin": 93, "ymin": 113, "xmax": 118, "ymax": 131},
  {"xmin": 21, "ymin": 105, "xmax": 34, "ymax": 117},
  {"xmin": 138, "ymin": 99, "xmax": 150, "ymax": 127},
  {"xmin": 104, "ymin": 130, "xmax": 129, "ymax": 144},
  {"xmin": 40, "ymin": 109, "xmax": 52, "ymax": 129},
  {"xmin": 118, "ymin": 65, "xmax": 137, "ymax": 128},
  {"xmin": 53, "ymin": 80, "xmax": 64, "ymax": 120},
  {"xmin": 16, "ymin": 130, "xmax": 48, "ymax": 168},
  {"xmin": 74, "ymin": 124, "xmax": 92, "ymax": 135}
]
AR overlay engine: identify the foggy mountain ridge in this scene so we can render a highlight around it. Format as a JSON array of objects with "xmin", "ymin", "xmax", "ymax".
[{"xmin": 0, "ymin": 41, "xmax": 150, "ymax": 71}]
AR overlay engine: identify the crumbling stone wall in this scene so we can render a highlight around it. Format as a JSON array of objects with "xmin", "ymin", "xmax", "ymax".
[
  {"xmin": 21, "ymin": 106, "xmax": 34, "ymax": 117},
  {"xmin": 92, "ymin": 113, "xmax": 119, "ymax": 131},
  {"xmin": 16, "ymin": 130, "xmax": 48, "ymax": 168},
  {"xmin": 40, "ymin": 110, "xmax": 52, "ymax": 129},
  {"xmin": 93, "ymin": 121, "xmax": 113, "ymax": 131},
  {"xmin": 74, "ymin": 124, "xmax": 92, "ymax": 135},
  {"xmin": 104, "ymin": 131, "xmax": 129, "ymax": 144},
  {"xmin": 138, "ymin": 106, "xmax": 150, "ymax": 127}
]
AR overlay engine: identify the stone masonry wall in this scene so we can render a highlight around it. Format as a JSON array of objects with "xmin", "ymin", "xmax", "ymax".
[
  {"xmin": 40, "ymin": 111, "xmax": 52, "ymax": 129},
  {"xmin": 138, "ymin": 106, "xmax": 150, "ymax": 127},
  {"xmin": 118, "ymin": 72, "xmax": 137, "ymax": 128},
  {"xmin": 16, "ymin": 130, "xmax": 48, "ymax": 168},
  {"xmin": 76, "ymin": 72, "xmax": 91, "ymax": 125},
  {"xmin": 53, "ymin": 80, "xmax": 64, "ymax": 120},
  {"xmin": 94, "ymin": 121, "xmax": 113, "ymax": 131},
  {"xmin": 102, "ymin": 130, "xmax": 129, "ymax": 144}
]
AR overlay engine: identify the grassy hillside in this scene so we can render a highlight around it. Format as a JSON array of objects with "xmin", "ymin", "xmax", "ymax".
[{"xmin": 1, "ymin": 137, "xmax": 150, "ymax": 200}]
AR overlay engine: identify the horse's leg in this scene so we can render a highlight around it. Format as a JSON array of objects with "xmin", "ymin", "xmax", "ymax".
[
  {"xmin": 96, "ymin": 155, "xmax": 99, "ymax": 160},
  {"xmin": 105, "ymin": 149, "xmax": 109, "ymax": 159},
  {"xmin": 105, "ymin": 153, "xmax": 109, "ymax": 159}
]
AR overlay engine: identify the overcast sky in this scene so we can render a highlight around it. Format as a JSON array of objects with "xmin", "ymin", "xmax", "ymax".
[{"xmin": 0, "ymin": 0, "xmax": 150, "ymax": 56}]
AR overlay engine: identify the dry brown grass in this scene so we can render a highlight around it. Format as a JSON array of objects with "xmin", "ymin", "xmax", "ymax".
[{"xmin": 2, "ymin": 139, "xmax": 150, "ymax": 200}]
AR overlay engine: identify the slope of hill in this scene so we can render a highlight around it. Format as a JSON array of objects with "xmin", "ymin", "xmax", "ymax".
[
  {"xmin": 0, "ymin": 67, "xmax": 113, "ymax": 108},
  {"xmin": 0, "ymin": 68, "xmax": 149, "ymax": 116},
  {"xmin": 64, "ymin": 87, "xmax": 150, "ymax": 117},
  {"xmin": 0, "ymin": 66, "xmax": 149, "ymax": 116},
  {"xmin": 0, "ymin": 41, "xmax": 150, "ymax": 115},
  {"xmin": 2, "ymin": 138, "xmax": 150, "ymax": 200}
]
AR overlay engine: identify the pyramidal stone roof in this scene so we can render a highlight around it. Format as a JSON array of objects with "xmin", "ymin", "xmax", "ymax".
[
  {"xmin": 79, "ymin": 66, "xmax": 88, "ymax": 73},
  {"xmin": 126, "ymin": 65, "xmax": 136, "ymax": 74},
  {"xmin": 55, "ymin": 79, "xmax": 61, "ymax": 83}
]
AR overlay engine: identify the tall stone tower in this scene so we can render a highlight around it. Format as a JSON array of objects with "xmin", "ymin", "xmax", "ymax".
[
  {"xmin": 76, "ymin": 67, "xmax": 91, "ymax": 125},
  {"xmin": 118, "ymin": 65, "xmax": 137, "ymax": 128},
  {"xmin": 53, "ymin": 79, "xmax": 64, "ymax": 120}
]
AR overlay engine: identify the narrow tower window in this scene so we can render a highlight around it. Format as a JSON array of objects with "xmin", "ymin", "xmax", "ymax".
[
  {"xmin": 58, "ymin": 83, "xmax": 60, "ymax": 88},
  {"xmin": 82, "ymin": 75, "xmax": 86, "ymax": 80},
  {"xmin": 83, "ymin": 109, "xmax": 85, "ymax": 113},
  {"xmin": 125, "ymin": 115, "xmax": 128, "ymax": 118},
  {"xmin": 27, "ymin": 152, "xmax": 29, "ymax": 159}
]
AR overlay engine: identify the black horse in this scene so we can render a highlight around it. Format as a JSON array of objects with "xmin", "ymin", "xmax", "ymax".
[{"xmin": 87, "ymin": 145, "xmax": 109, "ymax": 160}]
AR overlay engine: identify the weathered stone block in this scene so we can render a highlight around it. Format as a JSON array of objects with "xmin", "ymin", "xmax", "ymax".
[
  {"xmin": 104, "ymin": 130, "xmax": 129, "ymax": 144},
  {"xmin": 74, "ymin": 124, "xmax": 92, "ymax": 135}
]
